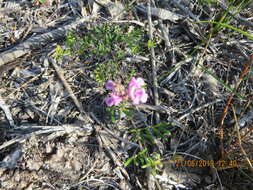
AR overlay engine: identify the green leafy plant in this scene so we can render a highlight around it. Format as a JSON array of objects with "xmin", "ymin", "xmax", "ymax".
[
  {"xmin": 58, "ymin": 24, "xmax": 145, "ymax": 86},
  {"xmin": 124, "ymin": 149, "xmax": 163, "ymax": 175},
  {"xmin": 94, "ymin": 60, "xmax": 119, "ymax": 85},
  {"xmin": 124, "ymin": 148, "xmax": 148, "ymax": 167},
  {"xmin": 54, "ymin": 45, "xmax": 71, "ymax": 60},
  {"xmin": 66, "ymin": 31, "xmax": 77, "ymax": 48},
  {"xmin": 56, "ymin": 24, "xmax": 150, "ymax": 124},
  {"xmin": 79, "ymin": 24, "xmax": 144, "ymax": 58},
  {"xmin": 106, "ymin": 104, "xmax": 134, "ymax": 123},
  {"xmin": 130, "ymin": 122, "xmax": 172, "ymax": 145},
  {"xmin": 142, "ymin": 152, "xmax": 163, "ymax": 175}
]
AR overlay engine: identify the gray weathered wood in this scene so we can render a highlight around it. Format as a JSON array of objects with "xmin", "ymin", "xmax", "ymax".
[{"xmin": 0, "ymin": 17, "xmax": 90, "ymax": 66}]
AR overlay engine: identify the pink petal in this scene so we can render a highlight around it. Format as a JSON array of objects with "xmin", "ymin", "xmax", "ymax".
[
  {"xmin": 132, "ymin": 89, "xmax": 144, "ymax": 104},
  {"xmin": 131, "ymin": 93, "xmax": 140, "ymax": 104},
  {"xmin": 128, "ymin": 77, "xmax": 137, "ymax": 87},
  {"xmin": 111, "ymin": 94, "xmax": 122, "ymax": 105},
  {"xmin": 129, "ymin": 77, "xmax": 145, "ymax": 88},
  {"xmin": 105, "ymin": 96, "xmax": 114, "ymax": 107},
  {"xmin": 136, "ymin": 88, "xmax": 148, "ymax": 103},
  {"xmin": 127, "ymin": 86, "xmax": 135, "ymax": 100},
  {"xmin": 134, "ymin": 88, "xmax": 145, "ymax": 97},
  {"xmin": 127, "ymin": 78, "xmax": 148, "ymax": 104},
  {"xmin": 105, "ymin": 80, "xmax": 115, "ymax": 90},
  {"xmin": 128, "ymin": 88, "xmax": 148, "ymax": 104}
]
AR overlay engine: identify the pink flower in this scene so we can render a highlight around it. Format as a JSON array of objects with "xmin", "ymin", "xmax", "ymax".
[
  {"xmin": 128, "ymin": 77, "xmax": 145, "ymax": 88},
  {"xmin": 104, "ymin": 77, "xmax": 148, "ymax": 107},
  {"xmin": 128, "ymin": 86, "xmax": 148, "ymax": 104},
  {"xmin": 105, "ymin": 80, "xmax": 115, "ymax": 90},
  {"xmin": 105, "ymin": 93, "xmax": 122, "ymax": 107}
]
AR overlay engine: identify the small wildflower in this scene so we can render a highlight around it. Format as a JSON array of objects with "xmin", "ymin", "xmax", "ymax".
[{"xmin": 104, "ymin": 77, "xmax": 148, "ymax": 107}]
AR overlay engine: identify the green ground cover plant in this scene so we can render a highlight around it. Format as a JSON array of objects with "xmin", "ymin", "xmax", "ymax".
[
  {"xmin": 56, "ymin": 24, "xmax": 146, "ymax": 86},
  {"xmin": 124, "ymin": 122, "xmax": 172, "ymax": 175}
]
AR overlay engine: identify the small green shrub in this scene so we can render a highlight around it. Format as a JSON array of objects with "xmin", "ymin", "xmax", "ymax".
[
  {"xmin": 57, "ymin": 24, "xmax": 146, "ymax": 86},
  {"xmin": 124, "ymin": 149, "xmax": 163, "ymax": 175}
]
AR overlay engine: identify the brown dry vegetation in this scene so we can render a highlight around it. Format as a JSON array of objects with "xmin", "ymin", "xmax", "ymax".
[{"xmin": 0, "ymin": 0, "xmax": 253, "ymax": 190}]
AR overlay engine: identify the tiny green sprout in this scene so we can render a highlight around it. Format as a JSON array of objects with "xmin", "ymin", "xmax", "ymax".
[
  {"xmin": 66, "ymin": 31, "xmax": 77, "ymax": 48},
  {"xmin": 55, "ymin": 45, "xmax": 64, "ymax": 59},
  {"xmin": 115, "ymin": 50, "xmax": 125, "ymax": 60},
  {"xmin": 147, "ymin": 39, "xmax": 156, "ymax": 49},
  {"xmin": 142, "ymin": 152, "xmax": 163, "ymax": 175},
  {"xmin": 39, "ymin": 0, "xmax": 47, "ymax": 3},
  {"xmin": 54, "ymin": 45, "xmax": 71, "ymax": 60}
]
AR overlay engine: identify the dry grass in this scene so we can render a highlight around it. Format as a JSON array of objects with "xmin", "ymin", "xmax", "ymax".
[{"xmin": 0, "ymin": 0, "xmax": 253, "ymax": 190}]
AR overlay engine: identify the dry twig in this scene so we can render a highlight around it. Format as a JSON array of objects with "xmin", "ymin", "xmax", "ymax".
[
  {"xmin": 147, "ymin": 1, "xmax": 160, "ymax": 124},
  {"xmin": 170, "ymin": 0, "xmax": 200, "ymax": 21},
  {"xmin": 219, "ymin": 54, "xmax": 253, "ymax": 159},
  {"xmin": 48, "ymin": 58, "xmax": 92, "ymax": 123},
  {"xmin": 0, "ymin": 94, "xmax": 15, "ymax": 127},
  {"xmin": 231, "ymin": 106, "xmax": 253, "ymax": 174},
  {"xmin": 0, "ymin": 124, "xmax": 93, "ymax": 151},
  {"xmin": 0, "ymin": 17, "xmax": 91, "ymax": 66}
]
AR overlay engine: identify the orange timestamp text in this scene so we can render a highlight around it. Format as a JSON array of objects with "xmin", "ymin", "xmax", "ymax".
[{"xmin": 174, "ymin": 160, "xmax": 238, "ymax": 168}]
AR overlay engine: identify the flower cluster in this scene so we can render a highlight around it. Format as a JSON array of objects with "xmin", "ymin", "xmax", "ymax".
[{"xmin": 105, "ymin": 77, "xmax": 148, "ymax": 107}]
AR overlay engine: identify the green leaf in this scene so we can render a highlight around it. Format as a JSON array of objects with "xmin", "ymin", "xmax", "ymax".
[
  {"xmin": 66, "ymin": 32, "xmax": 77, "ymax": 48},
  {"xmin": 124, "ymin": 157, "xmax": 134, "ymax": 167},
  {"xmin": 124, "ymin": 148, "xmax": 148, "ymax": 167},
  {"xmin": 147, "ymin": 40, "xmax": 156, "ymax": 48},
  {"xmin": 141, "ymin": 133, "xmax": 155, "ymax": 144},
  {"xmin": 153, "ymin": 128, "xmax": 162, "ymax": 137},
  {"xmin": 39, "ymin": 0, "xmax": 47, "ymax": 3}
]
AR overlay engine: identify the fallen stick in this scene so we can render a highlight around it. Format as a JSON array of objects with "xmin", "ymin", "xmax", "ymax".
[
  {"xmin": 0, "ymin": 123, "xmax": 93, "ymax": 151},
  {"xmin": 147, "ymin": 1, "xmax": 160, "ymax": 125},
  {"xmin": 0, "ymin": 17, "xmax": 91, "ymax": 66}
]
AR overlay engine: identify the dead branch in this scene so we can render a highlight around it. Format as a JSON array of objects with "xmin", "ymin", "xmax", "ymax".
[{"xmin": 0, "ymin": 17, "xmax": 91, "ymax": 66}]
